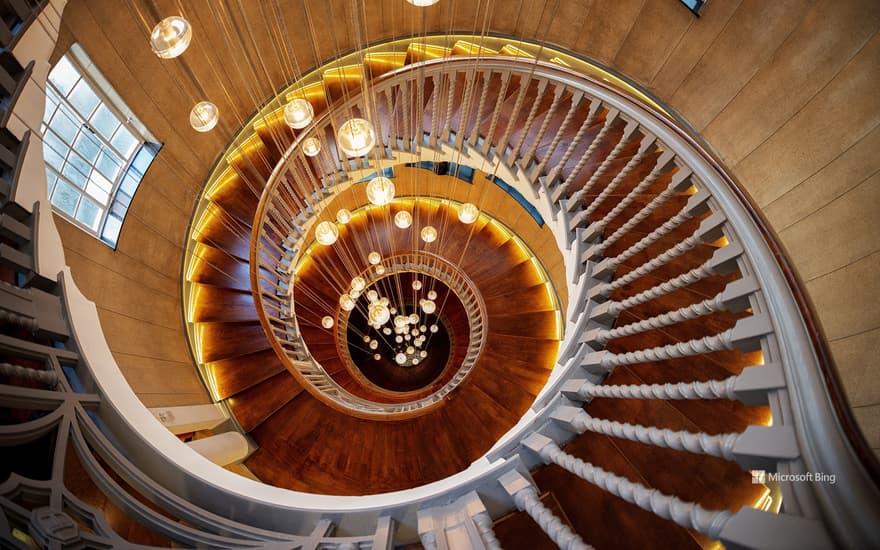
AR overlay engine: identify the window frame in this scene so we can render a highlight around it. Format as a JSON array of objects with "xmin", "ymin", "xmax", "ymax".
[{"xmin": 41, "ymin": 44, "xmax": 160, "ymax": 248}]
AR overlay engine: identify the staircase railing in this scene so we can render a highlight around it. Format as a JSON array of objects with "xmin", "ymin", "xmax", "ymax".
[{"xmin": 2, "ymin": 16, "xmax": 877, "ymax": 548}]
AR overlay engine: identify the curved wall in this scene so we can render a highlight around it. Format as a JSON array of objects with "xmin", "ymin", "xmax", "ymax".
[{"xmin": 51, "ymin": 0, "xmax": 879, "ymax": 448}]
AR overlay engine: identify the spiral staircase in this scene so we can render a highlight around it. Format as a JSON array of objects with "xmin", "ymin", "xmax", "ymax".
[{"xmin": 0, "ymin": 3, "xmax": 878, "ymax": 550}]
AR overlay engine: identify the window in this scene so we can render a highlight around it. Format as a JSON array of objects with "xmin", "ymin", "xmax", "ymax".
[
  {"xmin": 679, "ymin": 0, "xmax": 705, "ymax": 16},
  {"xmin": 41, "ymin": 45, "xmax": 159, "ymax": 248}
]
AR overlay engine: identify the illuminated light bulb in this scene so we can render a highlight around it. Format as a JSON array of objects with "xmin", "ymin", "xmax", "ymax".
[
  {"xmin": 367, "ymin": 290, "xmax": 379, "ymax": 303},
  {"xmin": 407, "ymin": 346, "xmax": 415, "ymax": 354},
  {"xmin": 420, "ymin": 325, "xmax": 427, "ymax": 332},
  {"xmin": 389, "ymin": 307, "xmax": 397, "ymax": 314},
  {"xmin": 412, "ymin": 280, "xmax": 422, "ymax": 291},
  {"xmin": 412, "ymin": 358, "xmax": 420, "ymax": 365},
  {"xmin": 427, "ymin": 290, "xmax": 437, "ymax": 300},
  {"xmin": 404, "ymin": 334, "xmax": 411, "ymax": 341},
  {"xmin": 374, "ymin": 353, "xmax": 381, "ymax": 360},
  {"xmin": 382, "ymin": 327, "xmax": 391, "ymax": 335},
  {"xmin": 366, "ymin": 176, "xmax": 395, "ymax": 206},
  {"xmin": 395, "ymin": 336, "xmax": 403, "ymax": 343},
  {"xmin": 409, "ymin": 313, "xmax": 419, "ymax": 324},
  {"xmin": 420, "ymin": 225, "xmax": 437, "ymax": 243},
  {"xmin": 336, "ymin": 118, "xmax": 376, "ymax": 157},
  {"xmin": 430, "ymin": 324, "xmax": 439, "ymax": 333},
  {"xmin": 283, "ymin": 98, "xmax": 314, "ymax": 129},
  {"xmin": 336, "ymin": 209, "xmax": 352, "ymax": 224},
  {"xmin": 394, "ymin": 210, "xmax": 413, "ymax": 229},
  {"xmin": 369, "ymin": 340, "xmax": 378, "ymax": 350},
  {"xmin": 302, "ymin": 137, "xmax": 321, "ymax": 157},
  {"xmin": 150, "ymin": 16, "xmax": 192, "ymax": 59},
  {"xmin": 375, "ymin": 265, "xmax": 385, "ymax": 275},
  {"xmin": 315, "ymin": 221, "xmax": 338, "ymax": 245},
  {"xmin": 458, "ymin": 202, "xmax": 479, "ymax": 224},
  {"xmin": 411, "ymin": 329, "xmax": 419, "ymax": 337},
  {"xmin": 394, "ymin": 315, "xmax": 408, "ymax": 328},
  {"xmin": 349, "ymin": 289, "xmax": 361, "ymax": 299},
  {"xmin": 368, "ymin": 302, "xmax": 391, "ymax": 327},
  {"xmin": 420, "ymin": 299, "xmax": 437, "ymax": 314},
  {"xmin": 368, "ymin": 251, "xmax": 381, "ymax": 264},
  {"xmin": 420, "ymin": 350, "xmax": 427, "ymax": 358},
  {"xmin": 339, "ymin": 293, "xmax": 355, "ymax": 311},
  {"xmin": 351, "ymin": 276, "xmax": 366, "ymax": 292},
  {"xmin": 380, "ymin": 297, "xmax": 390, "ymax": 306},
  {"xmin": 363, "ymin": 335, "xmax": 371, "ymax": 343},
  {"xmin": 190, "ymin": 101, "xmax": 218, "ymax": 132},
  {"xmin": 321, "ymin": 316, "xmax": 334, "ymax": 329},
  {"xmin": 395, "ymin": 353, "xmax": 407, "ymax": 365}
]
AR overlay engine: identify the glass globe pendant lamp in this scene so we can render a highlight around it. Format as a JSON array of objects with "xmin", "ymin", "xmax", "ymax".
[
  {"xmin": 339, "ymin": 294, "xmax": 356, "ymax": 311},
  {"xmin": 368, "ymin": 252, "xmax": 381, "ymax": 265},
  {"xmin": 321, "ymin": 316, "xmax": 334, "ymax": 329},
  {"xmin": 394, "ymin": 210, "xmax": 413, "ymax": 229},
  {"xmin": 150, "ymin": 16, "xmax": 192, "ymax": 59},
  {"xmin": 420, "ymin": 299, "xmax": 437, "ymax": 314},
  {"xmin": 315, "ymin": 221, "xmax": 339, "ymax": 245},
  {"xmin": 458, "ymin": 202, "xmax": 479, "ymax": 224},
  {"xmin": 283, "ymin": 98, "xmax": 314, "ymax": 129},
  {"xmin": 368, "ymin": 302, "xmax": 391, "ymax": 327},
  {"xmin": 420, "ymin": 225, "xmax": 438, "ymax": 243},
  {"xmin": 302, "ymin": 137, "xmax": 321, "ymax": 157},
  {"xmin": 366, "ymin": 177, "xmax": 395, "ymax": 206},
  {"xmin": 336, "ymin": 118, "xmax": 376, "ymax": 157},
  {"xmin": 190, "ymin": 101, "xmax": 218, "ymax": 132},
  {"xmin": 336, "ymin": 209, "xmax": 352, "ymax": 224}
]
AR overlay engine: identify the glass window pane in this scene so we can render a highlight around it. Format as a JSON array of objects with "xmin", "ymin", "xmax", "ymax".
[
  {"xmin": 46, "ymin": 170, "xmax": 57, "ymax": 197},
  {"xmin": 49, "ymin": 106, "xmax": 80, "ymax": 143},
  {"xmin": 44, "ymin": 88, "xmax": 60, "ymax": 122},
  {"xmin": 111, "ymin": 126, "xmax": 137, "ymax": 159},
  {"xmin": 75, "ymin": 198, "xmax": 102, "ymax": 231},
  {"xmin": 51, "ymin": 180, "xmax": 80, "ymax": 216},
  {"xmin": 114, "ymin": 190, "xmax": 132, "ymax": 208},
  {"xmin": 43, "ymin": 146, "xmax": 65, "ymax": 172},
  {"xmin": 101, "ymin": 214, "xmax": 122, "ymax": 246},
  {"xmin": 63, "ymin": 152, "xmax": 91, "ymax": 188},
  {"xmin": 68, "ymin": 80, "xmax": 100, "ymax": 118},
  {"xmin": 85, "ymin": 179, "xmax": 110, "ymax": 205},
  {"xmin": 73, "ymin": 129, "xmax": 101, "ymax": 163},
  {"xmin": 48, "ymin": 56, "xmax": 80, "ymax": 96},
  {"xmin": 129, "ymin": 145, "xmax": 157, "ymax": 178},
  {"xmin": 96, "ymin": 151, "xmax": 122, "ymax": 181},
  {"xmin": 90, "ymin": 104, "xmax": 120, "ymax": 140},
  {"xmin": 119, "ymin": 173, "xmax": 139, "ymax": 196}
]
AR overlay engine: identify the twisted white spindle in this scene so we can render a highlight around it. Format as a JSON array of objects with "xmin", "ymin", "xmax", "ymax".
[
  {"xmin": 599, "ymin": 193, "xmax": 690, "ymax": 259},
  {"xmin": 468, "ymin": 71, "xmax": 492, "ymax": 145},
  {"xmin": 558, "ymin": 114, "xmax": 616, "ymax": 202},
  {"xmin": 567, "ymin": 410, "xmax": 740, "ymax": 459},
  {"xmin": 567, "ymin": 122, "xmax": 633, "ymax": 210},
  {"xmin": 601, "ymin": 259, "xmax": 717, "ymax": 312},
  {"xmin": 384, "ymin": 88, "xmax": 398, "ymax": 145},
  {"xmin": 589, "ymin": 148, "xmax": 670, "ymax": 232},
  {"xmin": 510, "ymin": 80, "xmax": 548, "ymax": 158},
  {"xmin": 481, "ymin": 71, "xmax": 511, "ymax": 150},
  {"xmin": 430, "ymin": 73, "xmax": 442, "ymax": 143},
  {"xmin": 582, "ymin": 139, "xmax": 653, "ymax": 219},
  {"xmin": 512, "ymin": 486, "xmax": 592, "ymax": 550},
  {"xmin": 549, "ymin": 101, "xmax": 599, "ymax": 189},
  {"xmin": 574, "ymin": 377, "xmax": 738, "ymax": 401},
  {"xmin": 532, "ymin": 91, "xmax": 582, "ymax": 176},
  {"xmin": 472, "ymin": 512, "xmax": 502, "ymax": 550},
  {"xmin": 537, "ymin": 442, "xmax": 733, "ymax": 539},
  {"xmin": 522, "ymin": 86, "xmax": 564, "ymax": 164},
  {"xmin": 457, "ymin": 70, "xmax": 477, "ymax": 140},
  {"xmin": 596, "ymin": 233, "xmax": 702, "ymax": 295},
  {"xmin": 598, "ymin": 329, "xmax": 734, "ymax": 368},
  {"xmin": 594, "ymin": 294, "xmax": 725, "ymax": 343},
  {"xmin": 401, "ymin": 80, "xmax": 412, "ymax": 148},
  {"xmin": 496, "ymin": 76, "xmax": 530, "ymax": 155},
  {"xmin": 0, "ymin": 362, "xmax": 58, "ymax": 385},
  {"xmin": 442, "ymin": 71, "xmax": 458, "ymax": 140}
]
